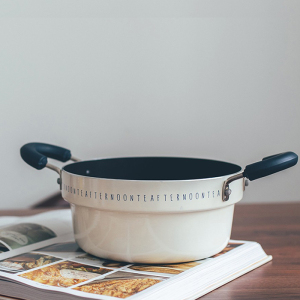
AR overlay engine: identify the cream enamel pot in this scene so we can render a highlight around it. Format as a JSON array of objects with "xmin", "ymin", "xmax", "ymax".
[{"xmin": 21, "ymin": 143, "xmax": 298, "ymax": 263}]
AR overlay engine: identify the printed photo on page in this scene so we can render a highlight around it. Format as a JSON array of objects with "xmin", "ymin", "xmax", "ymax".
[
  {"xmin": 73, "ymin": 270, "xmax": 168, "ymax": 298},
  {"xmin": 19, "ymin": 260, "xmax": 113, "ymax": 287},
  {"xmin": 0, "ymin": 252, "xmax": 63, "ymax": 273},
  {"xmin": 0, "ymin": 210, "xmax": 74, "ymax": 260}
]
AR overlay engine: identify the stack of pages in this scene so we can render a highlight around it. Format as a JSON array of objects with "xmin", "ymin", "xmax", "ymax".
[{"xmin": 0, "ymin": 210, "xmax": 271, "ymax": 300}]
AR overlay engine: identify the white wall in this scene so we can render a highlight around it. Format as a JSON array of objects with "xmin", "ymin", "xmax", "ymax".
[{"xmin": 1, "ymin": 0, "xmax": 299, "ymax": 209}]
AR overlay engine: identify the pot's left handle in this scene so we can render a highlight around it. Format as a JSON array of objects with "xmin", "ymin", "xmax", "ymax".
[{"xmin": 20, "ymin": 142, "xmax": 81, "ymax": 174}]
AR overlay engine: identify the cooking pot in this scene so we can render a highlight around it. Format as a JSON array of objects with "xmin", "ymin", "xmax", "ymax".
[{"xmin": 20, "ymin": 143, "xmax": 297, "ymax": 263}]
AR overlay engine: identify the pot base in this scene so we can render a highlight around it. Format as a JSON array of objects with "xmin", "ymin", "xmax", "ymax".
[{"xmin": 71, "ymin": 204, "xmax": 234, "ymax": 264}]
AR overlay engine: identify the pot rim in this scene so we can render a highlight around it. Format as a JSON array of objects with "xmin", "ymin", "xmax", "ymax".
[{"xmin": 61, "ymin": 156, "xmax": 243, "ymax": 183}]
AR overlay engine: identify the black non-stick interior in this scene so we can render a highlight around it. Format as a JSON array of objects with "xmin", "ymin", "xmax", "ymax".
[{"xmin": 63, "ymin": 157, "xmax": 242, "ymax": 180}]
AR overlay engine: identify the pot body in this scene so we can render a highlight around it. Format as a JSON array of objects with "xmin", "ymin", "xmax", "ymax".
[{"xmin": 61, "ymin": 169, "xmax": 244, "ymax": 263}]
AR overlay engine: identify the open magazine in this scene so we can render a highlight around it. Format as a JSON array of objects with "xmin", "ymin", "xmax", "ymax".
[{"xmin": 0, "ymin": 210, "xmax": 272, "ymax": 300}]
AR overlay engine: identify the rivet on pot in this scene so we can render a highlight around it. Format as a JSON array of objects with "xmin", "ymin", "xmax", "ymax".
[{"xmin": 224, "ymin": 188, "xmax": 232, "ymax": 197}]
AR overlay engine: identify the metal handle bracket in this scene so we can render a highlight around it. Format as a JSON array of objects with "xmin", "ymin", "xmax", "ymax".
[
  {"xmin": 222, "ymin": 173, "xmax": 247, "ymax": 202},
  {"xmin": 46, "ymin": 156, "xmax": 81, "ymax": 190}
]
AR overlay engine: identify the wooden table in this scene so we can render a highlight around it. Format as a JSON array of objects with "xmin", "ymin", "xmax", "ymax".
[{"xmin": 0, "ymin": 203, "xmax": 300, "ymax": 299}]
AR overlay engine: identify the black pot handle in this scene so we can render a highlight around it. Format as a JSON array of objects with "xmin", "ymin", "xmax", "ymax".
[
  {"xmin": 20, "ymin": 143, "xmax": 72, "ymax": 170},
  {"xmin": 243, "ymin": 152, "xmax": 298, "ymax": 181}
]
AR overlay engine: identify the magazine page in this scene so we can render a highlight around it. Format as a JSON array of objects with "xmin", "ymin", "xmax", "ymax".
[
  {"xmin": 0, "ymin": 240, "xmax": 256, "ymax": 300},
  {"xmin": 0, "ymin": 210, "xmax": 74, "ymax": 261}
]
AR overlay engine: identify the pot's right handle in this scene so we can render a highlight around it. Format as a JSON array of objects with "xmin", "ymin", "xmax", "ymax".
[
  {"xmin": 243, "ymin": 152, "xmax": 298, "ymax": 181},
  {"xmin": 223, "ymin": 151, "xmax": 298, "ymax": 201}
]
